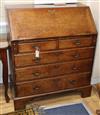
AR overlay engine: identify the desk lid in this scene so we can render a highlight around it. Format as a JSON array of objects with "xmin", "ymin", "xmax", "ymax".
[{"xmin": 7, "ymin": 4, "xmax": 97, "ymax": 41}]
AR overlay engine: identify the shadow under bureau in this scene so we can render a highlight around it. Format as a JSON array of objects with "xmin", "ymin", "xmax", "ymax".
[{"xmin": 7, "ymin": 4, "xmax": 97, "ymax": 110}]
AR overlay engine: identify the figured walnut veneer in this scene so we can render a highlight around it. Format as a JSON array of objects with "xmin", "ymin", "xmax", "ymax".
[{"xmin": 7, "ymin": 4, "xmax": 97, "ymax": 110}]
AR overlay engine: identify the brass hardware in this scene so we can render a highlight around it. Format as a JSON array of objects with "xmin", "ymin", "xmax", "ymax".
[
  {"xmin": 72, "ymin": 67, "xmax": 77, "ymax": 70},
  {"xmin": 73, "ymin": 53, "xmax": 80, "ymax": 58},
  {"xmin": 55, "ymin": 52, "xmax": 60, "ymax": 56},
  {"xmin": 34, "ymin": 57, "xmax": 41, "ymax": 63},
  {"xmin": 54, "ymin": 65, "xmax": 59, "ymax": 68},
  {"xmin": 32, "ymin": 45, "xmax": 36, "ymax": 48},
  {"xmin": 72, "ymin": 66, "xmax": 79, "ymax": 71},
  {"xmin": 69, "ymin": 80, "xmax": 76, "ymax": 85},
  {"xmin": 32, "ymin": 72, "xmax": 40, "ymax": 76},
  {"xmin": 13, "ymin": 42, "xmax": 18, "ymax": 54},
  {"xmin": 33, "ymin": 86, "xmax": 40, "ymax": 90},
  {"xmin": 74, "ymin": 40, "xmax": 81, "ymax": 45}
]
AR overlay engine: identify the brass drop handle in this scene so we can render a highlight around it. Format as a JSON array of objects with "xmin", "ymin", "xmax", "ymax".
[
  {"xmin": 69, "ymin": 80, "xmax": 76, "ymax": 85},
  {"xmin": 34, "ymin": 57, "xmax": 41, "ymax": 63},
  {"xmin": 54, "ymin": 64, "xmax": 59, "ymax": 68},
  {"xmin": 72, "ymin": 66, "xmax": 80, "ymax": 71},
  {"xmin": 73, "ymin": 53, "xmax": 80, "ymax": 58},
  {"xmin": 32, "ymin": 72, "xmax": 40, "ymax": 77},
  {"xmin": 55, "ymin": 52, "xmax": 60, "ymax": 56},
  {"xmin": 74, "ymin": 40, "xmax": 81, "ymax": 45},
  {"xmin": 33, "ymin": 86, "xmax": 40, "ymax": 90}
]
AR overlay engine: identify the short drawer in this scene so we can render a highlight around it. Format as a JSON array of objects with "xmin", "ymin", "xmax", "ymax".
[
  {"xmin": 15, "ymin": 59, "xmax": 93, "ymax": 82},
  {"xmin": 59, "ymin": 36, "xmax": 96, "ymax": 49},
  {"xmin": 18, "ymin": 40, "xmax": 57, "ymax": 53},
  {"xmin": 14, "ymin": 47, "xmax": 94, "ymax": 67},
  {"xmin": 15, "ymin": 72, "xmax": 91, "ymax": 97}
]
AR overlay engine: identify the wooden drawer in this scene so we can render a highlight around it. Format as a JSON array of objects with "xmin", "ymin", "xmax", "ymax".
[
  {"xmin": 18, "ymin": 40, "xmax": 57, "ymax": 53},
  {"xmin": 59, "ymin": 36, "xmax": 96, "ymax": 49},
  {"xmin": 15, "ymin": 59, "xmax": 92, "ymax": 82},
  {"xmin": 14, "ymin": 47, "xmax": 94, "ymax": 67},
  {"xmin": 15, "ymin": 72, "xmax": 91, "ymax": 97}
]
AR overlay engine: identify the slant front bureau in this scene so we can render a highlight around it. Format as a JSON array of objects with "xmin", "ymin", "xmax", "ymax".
[{"xmin": 7, "ymin": 4, "xmax": 97, "ymax": 110}]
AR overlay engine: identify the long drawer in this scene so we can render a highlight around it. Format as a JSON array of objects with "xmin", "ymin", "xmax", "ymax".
[
  {"xmin": 15, "ymin": 72, "xmax": 91, "ymax": 97},
  {"xmin": 15, "ymin": 59, "xmax": 93, "ymax": 82},
  {"xmin": 14, "ymin": 47, "xmax": 94, "ymax": 67}
]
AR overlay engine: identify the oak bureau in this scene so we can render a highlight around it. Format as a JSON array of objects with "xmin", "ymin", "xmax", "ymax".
[{"xmin": 7, "ymin": 4, "xmax": 97, "ymax": 110}]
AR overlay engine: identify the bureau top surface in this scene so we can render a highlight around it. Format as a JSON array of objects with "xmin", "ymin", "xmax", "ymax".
[{"xmin": 7, "ymin": 4, "xmax": 97, "ymax": 41}]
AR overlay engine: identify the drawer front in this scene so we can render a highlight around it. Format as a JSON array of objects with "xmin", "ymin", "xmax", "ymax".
[
  {"xmin": 15, "ymin": 47, "xmax": 94, "ymax": 67},
  {"xmin": 18, "ymin": 40, "xmax": 57, "ymax": 53},
  {"xmin": 16, "ymin": 72, "xmax": 91, "ymax": 97},
  {"xmin": 15, "ymin": 59, "xmax": 92, "ymax": 82},
  {"xmin": 59, "ymin": 37, "xmax": 95, "ymax": 49}
]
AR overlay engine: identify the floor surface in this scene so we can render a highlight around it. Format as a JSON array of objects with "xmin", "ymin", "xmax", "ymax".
[{"xmin": 0, "ymin": 85, "xmax": 100, "ymax": 115}]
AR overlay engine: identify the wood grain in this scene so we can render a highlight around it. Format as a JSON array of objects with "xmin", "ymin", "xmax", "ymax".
[
  {"xmin": 15, "ymin": 59, "xmax": 93, "ymax": 82},
  {"xmin": 7, "ymin": 6, "xmax": 97, "ymax": 41},
  {"xmin": 7, "ymin": 4, "xmax": 97, "ymax": 110}
]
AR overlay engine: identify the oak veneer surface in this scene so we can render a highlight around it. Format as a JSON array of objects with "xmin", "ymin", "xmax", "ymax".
[{"xmin": 7, "ymin": 4, "xmax": 97, "ymax": 110}]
